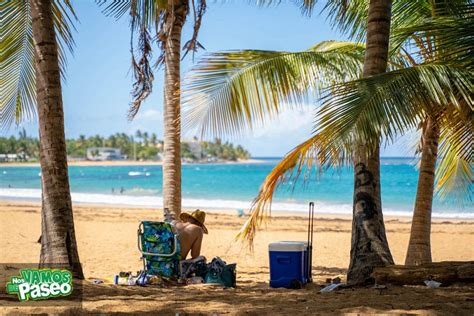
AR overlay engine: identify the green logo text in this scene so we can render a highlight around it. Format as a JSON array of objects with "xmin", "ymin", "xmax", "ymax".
[{"xmin": 6, "ymin": 268, "xmax": 72, "ymax": 302}]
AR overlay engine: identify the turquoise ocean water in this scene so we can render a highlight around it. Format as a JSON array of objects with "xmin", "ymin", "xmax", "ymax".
[{"xmin": 0, "ymin": 158, "xmax": 472, "ymax": 218}]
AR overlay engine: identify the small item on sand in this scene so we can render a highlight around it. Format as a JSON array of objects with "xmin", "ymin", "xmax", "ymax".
[
  {"xmin": 148, "ymin": 275, "xmax": 164, "ymax": 286},
  {"xmin": 320, "ymin": 283, "xmax": 343, "ymax": 293},
  {"xmin": 424, "ymin": 275, "xmax": 442, "ymax": 288},
  {"xmin": 92, "ymin": 279, "xmax": 104, "ymax": 284},
  {"xmin": 332, "ymin": 277, "xmax": 341, "ymax": 284},
  {"xmin": 424, "ymin": 280, "xmax": 442, "ymax": 288},
  {"xmin": 179, "ymin": 256, "xmax": 207, "ymax": 279},
  {"xmin": 237, "ymin": 209, "xmax": 244, "ymax": 217},
  {"xmin": 186, "ymin": 276, "xmax": 204, "ymax": 285},
  {"xmin": 320, "ymin": 277, "xmax": 344, "ymax": 293},
  {"xmin": 114, "ymin": 275, "xmax": 129, "ymax": 285},
  {"xmin": 119, "ymin": 271, "xmax": 131, "ymax": 278}
]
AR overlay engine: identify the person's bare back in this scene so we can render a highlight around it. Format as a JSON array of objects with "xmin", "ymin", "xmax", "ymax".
[{"xmin": 174, "ymin": 221, "xmax": 204, "ymax": 259}]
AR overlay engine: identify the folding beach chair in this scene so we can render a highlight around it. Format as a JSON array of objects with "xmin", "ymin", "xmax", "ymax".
[{"xmin": 137, "ymin": 221, "xmax": 181, "ymax": 278}]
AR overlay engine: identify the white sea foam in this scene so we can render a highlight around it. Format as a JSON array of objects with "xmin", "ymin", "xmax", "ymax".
[{"xmin": 0, "ymin": 187, "xmax": 472, "ymax": 219}]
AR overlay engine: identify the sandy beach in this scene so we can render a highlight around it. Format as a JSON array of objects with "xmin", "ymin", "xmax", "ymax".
[{"xmin": 0, "ymin": 200, "xmax": 473, "ymax": 314}]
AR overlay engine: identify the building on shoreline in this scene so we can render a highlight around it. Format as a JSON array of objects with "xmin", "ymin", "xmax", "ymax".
[
  {"xmin": 86, "ymin": 147, "xmax": 124, "ymax": 161},
  {"xmin": 0, "ymin": 153, "xmax": 29, "ymax": 162}
]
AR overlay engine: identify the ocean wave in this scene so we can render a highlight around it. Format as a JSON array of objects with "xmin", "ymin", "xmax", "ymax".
[
  {"xmin": 128, "ymin": 171, "xmax": 151, "ymax": 177},
  {"xmin": 0, "ymin": 188, "xmax": 472, "ymax": 219}
]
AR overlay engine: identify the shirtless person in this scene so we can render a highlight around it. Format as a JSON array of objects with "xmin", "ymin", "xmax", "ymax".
[{"xmin": 174, "ymin": 210, "xmax": 208, "ymax": 260}]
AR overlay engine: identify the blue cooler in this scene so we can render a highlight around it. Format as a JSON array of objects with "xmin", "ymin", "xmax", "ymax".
[{"xmin": 269, "ymin": 241, "xmax": 308, "ymax": 289}]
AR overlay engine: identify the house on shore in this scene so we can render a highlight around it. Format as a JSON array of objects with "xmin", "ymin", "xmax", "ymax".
[
  {"xmin": 0, "ymin": 153, "xmax": 29, "ymax": 162},
  {"xmin": 86, "ymin": 147, "xmax": 124, "ymax": 161}
]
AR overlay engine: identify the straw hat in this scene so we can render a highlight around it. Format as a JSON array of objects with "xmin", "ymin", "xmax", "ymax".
[{"xmin": 180, "ymin": 209, "xmax": 208, "ymax": 234}]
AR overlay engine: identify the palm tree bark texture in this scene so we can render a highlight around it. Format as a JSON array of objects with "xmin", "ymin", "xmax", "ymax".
[
  {"xmin": 405, "ymin": 0, "xmax": 446, "ymax": 266},
  {"xmin": 162, "ymin": 0, "xmax": 187, "ymax": 218},
  {"xmin": 30, "ymin": 0, "xmax": 83, "ymax": 279},
  {"xmin": 405, "ymin": 117, "xmax": 439, "ymax": 265},
  {"xmin": 347, "ymin": 0, "xmax": 395, "ymax": 285}
]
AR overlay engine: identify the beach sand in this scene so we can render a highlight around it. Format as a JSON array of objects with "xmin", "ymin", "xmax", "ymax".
[{"xmin": 0, "ymin": 201, "xmax": 473, "ymax": 314}]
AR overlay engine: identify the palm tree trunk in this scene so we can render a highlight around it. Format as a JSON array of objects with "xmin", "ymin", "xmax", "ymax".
[
  {"xmin": 30, "ymin": 0, "xmax": 83, "ymax": 279},
  {"xmin": 162, "ymin": 1, "xmax": 187, "ymax": 218},
  {"xmin": 405, "ymin": 117, "xmax": 439, "ymax": 265},
  {"xmin": 347, "ymin": 0, "xmax": 394, "ymax": 285}
]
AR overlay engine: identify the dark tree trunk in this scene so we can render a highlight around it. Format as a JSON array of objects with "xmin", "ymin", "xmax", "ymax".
[
  {"xmin": 405, "ymin": 117, "xmax": 439, "ymax": 265},
  {"xmin": 30, "ymin": 0, "xmax": 83, "ymax": 279},
  {"xmin": 162, "ymin": 0, "xmax": 187, "ymax": 218},
  {"xmin": 347, "ymin": 0, "xmax": 394, "ymax": 285}
]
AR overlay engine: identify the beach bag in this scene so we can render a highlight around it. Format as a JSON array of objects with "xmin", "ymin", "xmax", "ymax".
[
  {"xmin": 204, "ymin": 257, "xmax": 236, "ymax": 288},
  {"xmin": 179, "ymin": 256, "xmax": 208, "ymax": 279}
]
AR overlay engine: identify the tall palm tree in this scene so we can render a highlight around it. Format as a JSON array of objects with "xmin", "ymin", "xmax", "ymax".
[
  {"xmin": 344, "ymin": 0, "xmax": 394, "ymax": 284},
  {"xmin": 1, "ymin": 0, "xmax": 83, "ymax": 278},
  {"xmin": 100, "ymin": 0, "xmax": 206, "ymax": 217},
  {"xmin": 403, "ymin": 0, "xmax": 472, "ymax": 265}
]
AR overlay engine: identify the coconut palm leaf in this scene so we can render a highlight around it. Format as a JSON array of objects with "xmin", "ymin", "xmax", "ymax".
[
  {"xmin": 317, "ymin": 63, "xmax": 472, "ymax": 149},
  {"xmin": 237, "ymin": 63, "xmax": 472, "ymax": 242},
  {"xmin": 394, "ymin": 4, "xmax": 474, "ymax": 70},
  {"xmin": 435, "ymin": 109, "xmax": 473, "ymax": 202},
  {"xmin": 237, "ymin": 62, "xmax": 472, "ymax": 241},
  {"xmin": 182, "ymin": 41, "xmax": 365, "ymax": 138},
  {"xmin": 0, "ymin": 0, "xmax": 77, "ymax": 129}
]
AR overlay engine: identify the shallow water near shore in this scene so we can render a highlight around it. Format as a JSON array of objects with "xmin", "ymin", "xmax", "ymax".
[{"xmin": 0, "ymin": 157, "xmax": 472, "ymax": 218}]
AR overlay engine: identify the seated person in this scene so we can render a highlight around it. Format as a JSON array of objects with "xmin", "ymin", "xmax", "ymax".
[{"xmin": 174, "ymin": 210, "xmax": 208, "ymax": 260}]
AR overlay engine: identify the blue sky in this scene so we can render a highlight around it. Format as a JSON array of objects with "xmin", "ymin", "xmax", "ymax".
[{"xmin": 4, "ymin": 1, "xmax": 416, "ymax": 157}]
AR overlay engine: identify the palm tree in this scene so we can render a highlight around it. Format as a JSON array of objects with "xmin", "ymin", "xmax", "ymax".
[
  {"xmin": 1, "ymin": 0, "xmax": 84, "ymax": 278},
  {"xmin": 100, "ymin": 0, "xmax": 207, "ymax": 217},
  {"xmin": 343, "ymin": 0, "xmax": 395, "ymax": 284},
  {"xmin": 403, "ymin": 1, "xmax": 472, "ymax": 266}
]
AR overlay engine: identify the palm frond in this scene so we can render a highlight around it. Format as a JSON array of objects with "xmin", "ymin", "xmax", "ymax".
[
  {"xmin": 236, "ymin": 133, "xmax": 352, "ymax": 245},
  {"xmin": 98, "ymin": 0, "xmax": 210, "ymax": 118},
  {"xmin": 97, "ymin": 0, "xmax": 168, "ymax": 119},
  {"xmin": 435, "ymin": 109, "xmax": 473, "ymax": 203},
  {"xmin": 238, "ymin": 63, "xmax": 473, "ymax": 243},
  {"xmin": 317, "ymin": 64, "xmax": 473, "ymax": 153},
  {"xmin": 0, "ymin": 0, "xmax": 77, "ymax": 130},
  {"xmin": 182, "ymin": 41, "xmax": 365, "ymax": 138},
  {"xmin": 249, "ymin": 0, "xmax": 317, "ymax": 16},
  {"xmin": 394, "ymin": 4, "xmax": 474, "ymax": 70}
]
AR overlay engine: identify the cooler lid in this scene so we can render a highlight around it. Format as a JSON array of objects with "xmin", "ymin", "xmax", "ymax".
[{"xmin": 269, "ymin": 241, "xmax": 308, "ymax": 252}]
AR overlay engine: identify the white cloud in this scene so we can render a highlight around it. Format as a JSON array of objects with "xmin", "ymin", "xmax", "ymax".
[
  {"xmin": 251, "ymin": 105, "xmax": 315, "ymax": 138},
  {"xmin": 233, "ymin": 105, "xmax": 316, "ymax": 157},
  {"xmin": 135, "ymin": 109, "xmax": 162, "ymax": 121}
]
